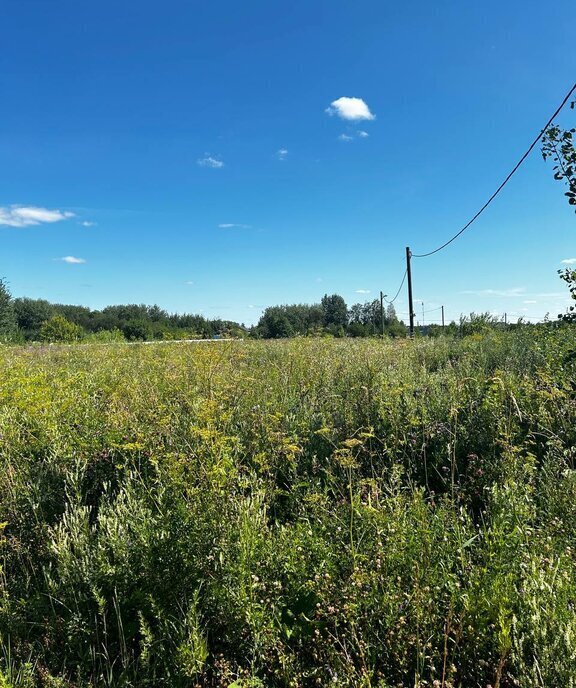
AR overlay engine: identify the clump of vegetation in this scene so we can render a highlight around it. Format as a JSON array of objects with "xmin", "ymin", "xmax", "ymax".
[
  {"xmin": 0, "ymin": 329, "xmax": 576, "ymax": 686},
  {"xmin": 11, "ymin": 298, "xmax": 245, "ymax": 342},
  {"xmin": 0, "ymin": 280, "xmax": 17, "ymax": 342},
  {"xmin": 39, "ymin": 314, "xmax": 85, "ymax": 343}
]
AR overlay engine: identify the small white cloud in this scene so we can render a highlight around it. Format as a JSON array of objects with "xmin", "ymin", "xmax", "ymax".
[
  {"xmin": 277, "ymin": 148, "xmax": 288, "ymax": 160},
  {"xmin": 561, "ymin": 258, "xmax": 576, "ymax": 265},
  {"xmin": 523, "ymin": 300, "xmax": 537, "ymax": 304},
  {"xmin": 0, "ymin": 205, "xmax": 74, "ymax": 227},
  {"xmin": 80, "ymin": 221, "xmax": 97, "ymax": 227},
  {"xmin": 184, "ymin": 280, "xmax": 194, "ymax": 285},
  {"xmin": 197, "ymin": 156, "xmax": 224, "ymax": 169},
  {"xmin": 218, "ymin": 223, "xmax": 251, "ymax": 229},
  {"xmin": 315, "ymin": 277, "xmax": 323, "ymax": 283},
  {"xmin": 357, "ymin": 130, "xmax": 369, "ymax": 138},
  {"xmin": 338, "ymin": 134, "xmax": 354, "ymax": 142},
  {"xmin": 461, "ymin": 287, "xmax": 525, "ymax": 297},
  {"xmin": 355, "ymin": 289, "xmax": 371, "ymax": 294},
  {"xmin": 325, "ymin": 97, "xmax": 375, "ymax": 121},
  {"xmin": 60, "ymin": 256, "xmax": 86, "ymax": 264}
]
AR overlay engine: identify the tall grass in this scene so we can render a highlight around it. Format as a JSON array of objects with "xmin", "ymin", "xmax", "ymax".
[{"xmin": 0, "ymin": 329, "xmax": 575, "ymax": 686}]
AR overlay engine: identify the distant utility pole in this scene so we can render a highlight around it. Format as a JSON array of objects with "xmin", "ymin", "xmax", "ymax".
[
  {"xmin": 421, "ymin": 301, "xmax": 425, "ymax": 328},
  {"xmin": 441, "ymin": 305, "xmax": 445, "ymax": 328},
  {"xmin": 406, "ymin": 246, "xmax": 415, "ymax": 337},
  {"xmin": 379, "ymin": 291, "xmax": 386, "ymax": 337},
  {"xmin": 504, "ymin": 312, "xmax": 507, "ymax": 327}
]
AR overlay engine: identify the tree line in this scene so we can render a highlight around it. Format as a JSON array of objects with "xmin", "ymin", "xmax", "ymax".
[
  {"xmin": 256, "ymin": 294, "xmax": 406, "ymax": 338},
  {"xmin": 0, "ymin": 288, "xmax": 246, "ymax": 342},
  {"xmin": 1, "ymin": 282, "xmax": 566, "ymax": 344},
  {"xmin": 0, "ymin": 284, "xmax": 409, "ymax": 342}
]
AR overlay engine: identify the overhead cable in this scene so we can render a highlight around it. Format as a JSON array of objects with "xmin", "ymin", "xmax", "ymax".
[
  {"xmin": 384, "ymin": 269, "xmax": 408, "ymax": 304},
  {"xmin": 412, "ymin": 82, "xmax": 576, "ymax": 258}
]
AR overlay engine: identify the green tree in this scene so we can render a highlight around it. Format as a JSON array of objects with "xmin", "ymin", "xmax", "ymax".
[
  {"xmin": 257, "ymin": 308, "xmax": 294, "ymax": 338},
  {"xmin": 13, "ymin": 297, "xmax": 54, "ymax": 339},
  {"xmin": 122, "ymin": 319, "xmax": 153, "ymax": 341},
  {"xmin": 40, "ymin": 314, "xmax": 85, "ymax": 342},
  {"xmin": 542, "ymin": 116, "xmax": 576, "ymax": 320},
  {"xmin": 321, "ymin": 294, "xmax": 347, "ymax": 330},
  {"xmin": 559, "ymin": 268, "xmax": 576, "ymax": 321},
  {"xmin": 542, "ymin": 123, "xmax": 576, "ymax": 210},
  {"xmin": 384, "ymin": 303, "xmax": 407, "ymax": 337},
  {"xmin": 0, "ymin": 279, "xmax": 16, "ymax": 339}
]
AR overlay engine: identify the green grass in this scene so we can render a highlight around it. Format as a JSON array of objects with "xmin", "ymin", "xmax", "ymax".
[{"xmin": 1, "ymin": 330, "xmax": 576, "ymax": 686}]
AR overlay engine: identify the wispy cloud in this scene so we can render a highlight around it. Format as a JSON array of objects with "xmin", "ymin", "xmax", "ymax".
[
  {"xmin": 80, "ymin": 221, "xmax": 97, "ymax": 227},
  {"xmin": 276, "ymin": 148, "xmax": 288, "ymax": 161},
  {"xmin": 197, "ymin": 156, "xmax": 224, "ymax": 169},
  {"xmin": 0, "ymin": 205, "xmax": 74, "ymax": 227},
  {"xmin": 338, "ymin": 130, "xmax": 371, "ymax": 142},
  {"xmin": 60, "ymin": 256, "xmax": 86, "ymax": 264},
  {"xmin": 523, "ymin": 300, "xmax": 537, "ymax": 304},
  {"xmin": 325, "ymin": 97, "xmax": 375, "ymax": 121},
  {"xmin": 561, "ymin": 258, "xmax": 576, "ymax": 265},
  {"xmin": 461, "ymin": 287, "xmax": 526, "ymax": 297},
  {"xmin": 355, "ymin": 289, "xmax": 371, "ymax": 294},
  {"xmin": 218, "ymin": 223, "xmax": 251, "ymax": 229},
  {"xmin": 184, "ymin": 280, "xmax": 194, "ymax": 285}
]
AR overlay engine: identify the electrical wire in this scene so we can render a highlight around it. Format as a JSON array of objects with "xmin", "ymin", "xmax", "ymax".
[
  {"xmin": 384, "ymin": 269, "xmax": 407, "ymax": 304},
  {"xmin": 412, "ymin": 82, "xmax": 576, "ymax": 258}
]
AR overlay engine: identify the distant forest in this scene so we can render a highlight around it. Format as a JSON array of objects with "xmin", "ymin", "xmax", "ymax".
[{"xmin": 2, "ymin": 289, "xmax": 410, "ymax": 342}]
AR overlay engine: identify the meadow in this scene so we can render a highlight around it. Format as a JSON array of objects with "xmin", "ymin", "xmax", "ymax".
[{"xmin": 1, "ymin": 330, "xmax": 576, "ymax": 687}]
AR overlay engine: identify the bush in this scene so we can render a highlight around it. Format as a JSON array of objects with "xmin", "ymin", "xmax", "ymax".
[
  {"xmin": 39, "ymin": 315, "xmax": 85, "ymax": 342},
  {"xmin": 84, "ymin": 328, "xmax": 126, "ymax": 343},
  {"xmin": 122, "ymin": 319, "xmax": 152, "ymax": 341}
]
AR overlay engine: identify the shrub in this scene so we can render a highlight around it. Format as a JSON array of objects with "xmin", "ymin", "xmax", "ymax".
[{"xmin": 39, "ymin": 314, "xmax": 85, "ymax": 342}]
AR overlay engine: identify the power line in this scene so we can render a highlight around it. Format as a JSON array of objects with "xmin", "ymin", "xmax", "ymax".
[
  {"xmin": 384, "ymin": 269, "xmax": 407, "ymax": 304},
  {"xmin": 412, "ymin": 81, "xmax": 576, "ymax": 258}
]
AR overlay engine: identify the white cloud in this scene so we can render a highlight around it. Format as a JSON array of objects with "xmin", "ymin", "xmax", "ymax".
[
  {"xmin": 325, "ymin": 97, "xmax": 375, "ymax": 121},
  {"xmin": 80, "ymin": 221, "xmax": 97, "ymax": 227},
  {"xmin": 60, "ymin": 256, "xmax": 86, "ymax": 264},
  {"xmin": 355, "ymin": 289, "xmax": 371, "ymax": 294},
  {"xmin": 461, "ymin": 287, "xmax": 526, "ymax": 297},
  {"xmin": 184, "ymin": 280, "xmax": 194, "ymax": 285},
  {"xmin": 337, "ymin": 130, "xmax": 370, "ymax": 142},
  {"xmin": 523, "ymin": 300, "xmax": 537, "ymax": 304},
  {"xmin": 277, "ymin": 148, "xmax": 288, "ymax": 160},
  {"xmin": 197, "ymin": 156, "xmax": 224, "ymax": 169},
  {"xmin": 0, "ymin": 205, "xmax": 74, "ymax": 227},
  {"xmin": 561, "ymin": 258, "xmax": 576, "ymax": 265},
  {"xmin": 218, "ymin": 223, "xmax": 251, "ymax": 229}
]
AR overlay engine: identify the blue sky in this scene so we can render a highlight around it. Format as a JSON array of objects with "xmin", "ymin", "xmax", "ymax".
[{"xmin": 1, "ymin": 0, "xmax": 575, "ymax": 326}]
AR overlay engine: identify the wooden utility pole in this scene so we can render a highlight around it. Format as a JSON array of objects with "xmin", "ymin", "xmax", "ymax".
[
  {"xmin": 406, "ymin": 247, "xmax": 415, "ymax": 337},
  {"xmin": 379, "ymin": 291, "xmax": 385, "ymax": 337},
  {"xmin": 441, "ymin": 305, "xmax": 445, "ymax": 328}
]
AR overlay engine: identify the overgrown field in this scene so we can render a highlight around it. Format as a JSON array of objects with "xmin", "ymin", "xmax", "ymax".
[{"xmin": 1, "ymin": 331, "xmax": 576, "ymax": 687}]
